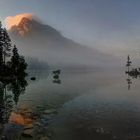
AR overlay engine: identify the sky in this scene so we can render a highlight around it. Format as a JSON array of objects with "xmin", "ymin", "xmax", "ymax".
[{"xmin": 1, "ymin": 0, "xmax": 140, "ymax": 57}]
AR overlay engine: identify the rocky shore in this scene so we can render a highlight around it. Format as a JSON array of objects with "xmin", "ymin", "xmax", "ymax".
[{"xmin": 1, "ymin": 107, "xmax": 57, "ymax": 140}]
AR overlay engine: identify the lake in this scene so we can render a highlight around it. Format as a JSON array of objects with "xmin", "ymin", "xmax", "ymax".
[{"xmin": 0, "ymin": 68, "xmax": 140, "ymax": 140}]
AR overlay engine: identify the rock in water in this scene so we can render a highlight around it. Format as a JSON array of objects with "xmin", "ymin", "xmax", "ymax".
[{"xmin": 31, "ymin": 77, "xmax": 36, "ymax": 80}]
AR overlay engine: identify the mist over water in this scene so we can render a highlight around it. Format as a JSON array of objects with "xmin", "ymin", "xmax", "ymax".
[{"xmin": 11, "ymin": 67, "xmax": 140, "ymax": 140}]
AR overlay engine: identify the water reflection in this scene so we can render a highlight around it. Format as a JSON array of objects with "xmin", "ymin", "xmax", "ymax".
[
  {"xmin": 126, "ymin": 75, "xmax": 132, "ymax": 90},
  {"xmin": 52, "ymin": 69, "xmax": 61, "ymax": 84},
  {"xmin": 125, "ymin": 69, "xmax": 140, "ymax": 90},
  {"xmin": 1, "ymin": 69, "xmax": 139, "ymax": 140},
  {"xmin": 0, "ymin": 75, "xmax": 28, "ymax": 139},
  {"xmin": 125, "ymin": 55, "xmax": 140, "ymax": 90},
  {"xmin": 53, "ymin": 79, "xmax": 61, "ymax": 84}
]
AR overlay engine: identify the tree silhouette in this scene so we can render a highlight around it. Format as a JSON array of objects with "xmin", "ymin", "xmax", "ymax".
[
  {"xmin": 0, "ymin": 21, "xmax": 27, "ymax": 78},
  {"xmin": 0, "ymin": 21, "xmax": 28, "ymax": 126},
  {"xmin": 11, "ymin": 45, "xmax": 20, "ymax": 75},
  {"xmin": 0, "ymin": 46, "xmax": 3, "ymax": 66},
  {"xmin": 2, "ymin": 28, "xmax": 12, "ymax": 64},
  {"xmin": 0, "ymin": 23, "xmax": 12, "ymax": 65},
  {"xmin": 0, "ymin": 21, "xmax": 28, "ymax": 124},
  {"xmin": 11, "ymin": 45, "xmax": 27, "ymax": 76},
  {"xmin": 0, "ymin": 22, "xmax": 4, "ymax": 69}
]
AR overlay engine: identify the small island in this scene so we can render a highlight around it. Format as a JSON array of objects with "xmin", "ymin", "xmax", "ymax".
[{"xmin": 126, "ymin": 55, "xmax": 140, "ymax": 78}]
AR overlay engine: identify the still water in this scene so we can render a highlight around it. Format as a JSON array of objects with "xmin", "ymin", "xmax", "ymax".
[{"xmin": 0, "ymin": 68, "xmax": 140, "ymax": 140}]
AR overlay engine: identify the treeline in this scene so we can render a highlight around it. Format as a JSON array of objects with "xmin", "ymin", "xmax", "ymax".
[{"xmin": 0, "ymin": 22, "xmax": 27, "ymax": 78}]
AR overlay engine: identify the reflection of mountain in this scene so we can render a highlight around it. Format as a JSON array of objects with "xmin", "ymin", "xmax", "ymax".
[{"xmin": 9, "ymin": 17, "xmax": 119, "ymax": 68}]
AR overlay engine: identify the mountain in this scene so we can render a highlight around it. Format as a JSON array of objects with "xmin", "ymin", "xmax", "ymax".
[
  {"xmin": 8, "ymin": 17, "xmax": 120, "ymax": 69},
  {"xmin": 10, "ymin": 17, "xmax": 61, "ymax": 37}
]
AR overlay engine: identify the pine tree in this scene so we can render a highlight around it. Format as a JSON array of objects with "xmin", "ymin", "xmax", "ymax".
[
  {"xmin": 11, "ymin": 45, "xmax": 27, "ymax": 76},
  {"xmin": 0, "ymin": 21, "xmax": 27, "ymax": 78},
  {"xmin": 18, "ymin": 56, "xmax": 28, "ymax": 77},
  {"xmin": 0, "ymin": 21, "xmax": 4, "ymax": 65},
  {"xmin": 0, "ymin": 21, "xmax": 28, "ymax": 111},
  {"xmin": 0, "ymin": 22, "xmax": 12, "ymax": 65},
  {"xmin": 0, "ymin": 47, "xmax": 3, "ymax": 66},
  {"xmin": 2, "ymin": 28, "xmax": 12, "ymax": 64},
  {"xmin": 11, "ymin": 45, "xmax": 19, "ymax": 75}
]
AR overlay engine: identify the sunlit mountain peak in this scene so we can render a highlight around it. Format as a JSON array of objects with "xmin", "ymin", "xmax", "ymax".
[{"xmin": 5, "ymin": 13, "xmax": 33, "ymax": 30}]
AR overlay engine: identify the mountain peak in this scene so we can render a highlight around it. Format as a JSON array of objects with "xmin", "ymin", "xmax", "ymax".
[
  {"xmin": 17, "ymin": 17, "xmax": 33, "ymax": 35},
  {"xmin": 6, "ymin": 13, "xmax": 33, "ymax": 29},
  {"xmin": 9, "ymin": 17, "xmax": 61, "ymax": 38},
  {"xmin": 18, "ymin": 17, "xmax": 32, "ymax": 27},
  {"xmin": 10, "ymin": 17, "xmax": 41, "ymax": 36}
]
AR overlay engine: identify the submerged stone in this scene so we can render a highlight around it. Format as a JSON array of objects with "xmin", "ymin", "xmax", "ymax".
[
  {"xmin": 40, "ymin": 136, "xmax": 49, "ymax": 140},
  {"xmin": 44, "ymin": 109, "xmax": 57, "ymax": 114},
  {"xmin": 23, "ymin": 128, "xmax": 34, "ymax": 137},
  {"xmin": 24, "ymin": 124, "xmax": 34, "ymax": 130}
]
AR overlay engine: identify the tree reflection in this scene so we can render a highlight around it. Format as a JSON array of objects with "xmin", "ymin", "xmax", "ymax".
[
  {"xmin": 52, "ymin": 69, "xmax": 61, "ymax": 84},
  {"xmin": 0, "ymin": 75, "xmax": 28, "ymax": 124},
  {"xmin": 126, "ymin": 75, "xmax": 132, "ymax": 90},
  {"xmin": 125, "ymin": 55, "xmax": 140, "ymax": 90},
  {"xmin": 0, "ymin": 83, "xmax": 5, "ymax": 123},
  {"xmin": 9, "ymin": 76, "xmax": 28, "ymax": 105}
]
